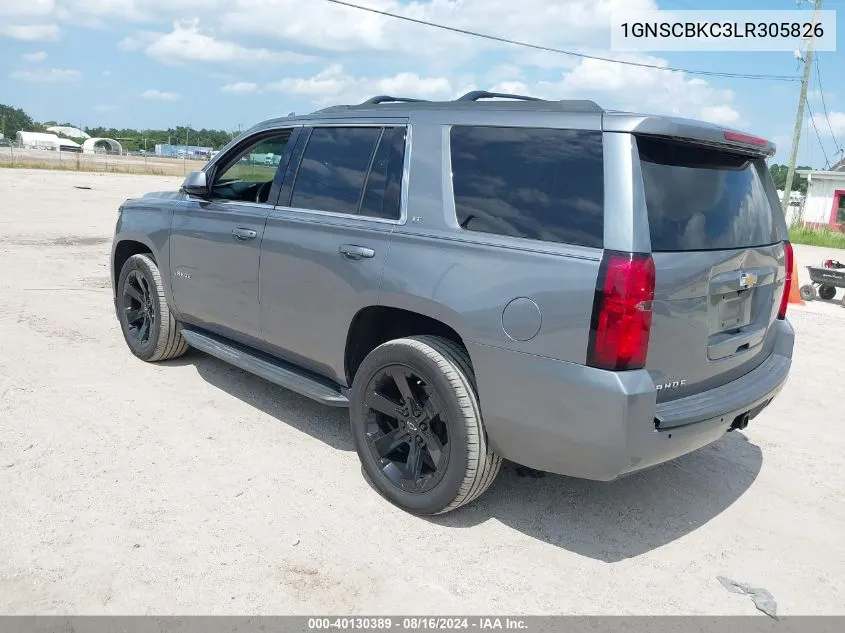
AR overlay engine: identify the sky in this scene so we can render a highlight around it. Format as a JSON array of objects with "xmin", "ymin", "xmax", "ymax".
[{"xmin": 0, "ymin": 0, "xmax": 843, "ymax": 167}]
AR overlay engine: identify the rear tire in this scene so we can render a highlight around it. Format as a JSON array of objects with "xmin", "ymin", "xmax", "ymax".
[
  {"xmin": 350, "ymin": 335, "xmax": 502, "ymax": 515},
  {"xmin": 116, "ymin": 254, "xmax": 188, "ymax": 362},
  {"xmin": 818, "ymin": 284, "xmax": 836, "ymax": 301},
  {"xmin": 799, "ymin": 284, "xmax": 817, "ymax": 301}
]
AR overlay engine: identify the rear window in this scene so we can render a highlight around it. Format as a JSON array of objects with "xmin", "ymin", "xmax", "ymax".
[
  {"xmin": 450, "ymin": 126, "xmax": 604, "ymax": 248},
  {"xmin": 637, "ymin": 136, "xmax": 777, "ymax": 252}
]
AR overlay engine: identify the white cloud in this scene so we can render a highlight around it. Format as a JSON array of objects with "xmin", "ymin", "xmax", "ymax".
[
  {"xmin": 222, "ymin": 82, "xmax": 260, "ymax": 94},
  {"xmin": 0, "ymin": 23, "xmax": 60, "ymax": 41},
  {"xmin": 9, "ymin": 67, "xmax": 80, "ymax": 83},
  {"xmin": 813, "ymin": 111, "xmax": 845, "ymax": 138},
  {"xmin": 141, "ymin": 89, "xmax": 181, "ymax": 101},
  {"xmin": 53, "ymin": 0, "xmax": 210, "ymax": 22},
  {"xmin": 118, "ymin": 31, "xmax": 158, "ymax": 51},
  {"xmin": 0, "ymin": 0, "xmax": 55, "ymax": 19},
  {"xmin": 141, "ymin": 21, "xmax": 313, "ymax": 66},
  {"xmin": 220, "ymin": 0, "xmax": 657, "ymax": 60},
  {"xmin": 22, "ymin": 51, "xmax": 49, "ymax": 62},
  {"xmin": 266, "ymin": 65, "xmax": 452, "ymax": 105},
  {"xmin": 0, "ymin": 0, "xmax": 751, "ymax": 131},
  {"xmin": 501, "ymin": 54, "xmax": 745, "ymax": 127}
]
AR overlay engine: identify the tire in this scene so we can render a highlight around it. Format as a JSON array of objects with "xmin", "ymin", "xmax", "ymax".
[
  {"xmin": 116, "ymin": 254, "xmax": 188, "ymax": 362},
  {"xmin": 818, "ymin": 284, "xmax": 836, "ymax": 301},
  {"xmin": 350, "ymin": 335, "xmax": 502, "ymax": 515},
  {"xmin": 799, "ymin": 284, "xmax": 817, "ymax": 301}
]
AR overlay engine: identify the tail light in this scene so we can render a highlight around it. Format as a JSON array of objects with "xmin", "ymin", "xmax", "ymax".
[
  {"xmin": 587, "ymin": 251, "xmax": 656, "ymax": 371},
  {"xmin": 778, "ymin": 241, "xmax": 793, "ymax": 320}
]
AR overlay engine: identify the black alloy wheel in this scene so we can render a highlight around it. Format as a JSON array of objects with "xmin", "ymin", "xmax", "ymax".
[
  {"xmin": 350, "ymin": 336, "xmax": 502, "ymax": 515},
  {"xmin": 122, "ymin": 269, "xmax": 156, "ymax": 345},
  {"xmin": 116, "ymin": 253, "xmax": 188, "ymax": 362},
  {"xmin": 362, "ymin": 365, "xmax": 451, "ymax": 493}
]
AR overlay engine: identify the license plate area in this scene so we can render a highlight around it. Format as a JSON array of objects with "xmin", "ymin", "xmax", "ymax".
[{"xmin": 716, "ymin": 289, "xmax": 753, "ymax": 331}]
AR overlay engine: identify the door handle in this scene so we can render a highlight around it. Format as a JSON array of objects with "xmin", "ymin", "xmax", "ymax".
[
  {"xmin": 232, "ymin": 228, "xmax": 258, "ymax": 241},
  {"xmin": 339, "ymin": 244, "xmax": 375, "ymax": 260}
]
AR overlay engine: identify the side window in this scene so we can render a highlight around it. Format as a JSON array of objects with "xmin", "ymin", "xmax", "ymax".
[
  {"xmin": 210, "ymin": 131, "xmax": 291, "ymax": 203},
  {"xmin": 450, "ymin": 126, "xmax": 604, "ymax": 248},
  {"xmin": 360, "ymin": 126, "xmax": 407, "ymax": 220},
  {"xmin": 290, "ymin": 127, "xmax": 381, "ymax": 215}
]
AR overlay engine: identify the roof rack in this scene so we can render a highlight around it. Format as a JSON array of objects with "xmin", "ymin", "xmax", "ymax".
[
  {"xmin": 309, "ymin": 91, "xmax": 604, "ymax": 115},
  {"xmin": 360, "ymin": 95, "xmax": 430, "ymax": 105},
  {"xmin": 456, "ymin": 90, "xmax": 543, "ymax": 102}
]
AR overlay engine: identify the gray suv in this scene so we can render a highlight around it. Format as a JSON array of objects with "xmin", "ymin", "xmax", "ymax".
[{"xmin": 110, "ymin": 91, "xmax": 794, "ymax": 515}]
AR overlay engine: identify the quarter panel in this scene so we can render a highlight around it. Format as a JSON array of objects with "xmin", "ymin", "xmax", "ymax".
[{"xmin": 380, "ymin": 232, "xmax": 600, "ymax": 363}]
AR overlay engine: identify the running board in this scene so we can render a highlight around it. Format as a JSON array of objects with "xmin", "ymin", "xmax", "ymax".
[{"xmin": 180, "ymin": 328, "xmax": 349, "ymax": 407}]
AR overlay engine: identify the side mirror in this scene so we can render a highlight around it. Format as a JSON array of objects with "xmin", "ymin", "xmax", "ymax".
[{"xmin": 182, "ymin": 171, "xmax": 208, "ymax": 197}]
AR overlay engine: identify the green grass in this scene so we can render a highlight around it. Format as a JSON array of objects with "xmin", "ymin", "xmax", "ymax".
[{"xmin": 789, "ymin": 226, "xmax": 845, "ymax": 249}]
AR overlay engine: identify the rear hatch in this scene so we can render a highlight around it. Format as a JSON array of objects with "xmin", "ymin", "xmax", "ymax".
[{"xmin": 635, "ymin": 135, "xmax": 787, "ymax": 408}]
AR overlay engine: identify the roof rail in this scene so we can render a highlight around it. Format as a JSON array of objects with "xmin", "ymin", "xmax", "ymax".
[
  {"xmin": 456, "ymin": 90, "xmax": 543, "ymax": 102},
  {"xmin": 360, "ymin": 95, "xmax": 429, "ymax": 105}
]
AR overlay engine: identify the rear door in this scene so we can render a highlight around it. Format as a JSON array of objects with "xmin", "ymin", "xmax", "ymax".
[
  {"xmin": 634, "ymin": 135, "xmax": 788, "ymax": 405},
  {"xmin": 258, "ymin": 123, "xmax": 406, "ymax": 384}
]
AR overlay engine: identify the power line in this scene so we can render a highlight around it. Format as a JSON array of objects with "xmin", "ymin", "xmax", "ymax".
[
  {"xmin": 814, "ymin": 56, "xmax": 844, "ymax": 155},
  {"xmin": 806, "ymin": 100, "xmax": 832, "ymax": 168},
  {"xmin": 323, "ymin": 0, "xmax": 800, "ymax": 82}
]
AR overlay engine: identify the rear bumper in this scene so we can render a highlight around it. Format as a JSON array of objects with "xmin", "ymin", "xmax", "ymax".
[{"xmin": 469, "ymin": 319, "xmax": 794, "ymax": 481}]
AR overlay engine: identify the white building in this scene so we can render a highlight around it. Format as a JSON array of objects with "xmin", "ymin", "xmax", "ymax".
[
  {"xmin": 16, "ymin": 131, "xmax": 82, "ymax": 152},
  {"xmin": 45, "ymin": 126, "xmax": 90, "ymax": 140},
  {"xmin": 797, "ymin": 159, "xmax": 845, "ymax": 230},
  {"xmin": 82, "ymin": 138, "xmax": 123, "ymax": 155}
]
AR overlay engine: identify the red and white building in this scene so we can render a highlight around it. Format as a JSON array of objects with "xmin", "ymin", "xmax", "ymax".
[{"xmin": 797, "ymin": 158, "xmax": 845, "ymax": 231}]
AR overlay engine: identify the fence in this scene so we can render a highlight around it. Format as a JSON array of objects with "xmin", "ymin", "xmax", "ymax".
[{"xmin": 0, "ymin": 144, "xmax": 208, "ymax": 177}]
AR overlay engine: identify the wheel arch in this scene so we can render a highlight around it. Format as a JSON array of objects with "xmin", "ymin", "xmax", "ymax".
[
  {"xmin": 112, "ymin": 237, "xmax": 157, "ymax": 294},
  {"xmin": 344, "ymin": 300, "xmax": 472, "ymax": 387}
]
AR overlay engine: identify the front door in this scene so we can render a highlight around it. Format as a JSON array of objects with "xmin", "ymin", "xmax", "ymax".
[{"xmin": 169, "ymin": 129, "xmax": 293, "ymax": 342}]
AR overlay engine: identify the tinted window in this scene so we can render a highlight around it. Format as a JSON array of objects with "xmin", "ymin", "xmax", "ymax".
[
  {"xmin": 450, "ymin": 126, "xmax": 604, "ymax": 248},
  {"xmin": 638, "ymin": 136, "xmax": 777, "ymax": 252},
  {"xmin": 291, "ymin": 127, "xmax": 381, "ymax": 214},
  {"xmin": 360, "ymin": 127, "xmax": 406, "ymax": 220}
]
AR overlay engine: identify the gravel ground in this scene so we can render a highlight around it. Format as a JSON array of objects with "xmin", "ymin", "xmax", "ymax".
[{"xmin": 1, "ymin": 169, "xmax": 844, "ymax": 615}]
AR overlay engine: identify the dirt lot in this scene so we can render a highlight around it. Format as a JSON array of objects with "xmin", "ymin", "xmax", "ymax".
[{"xmin": 1, "ymin": 169, "xmax": 844, "ymax": 615}]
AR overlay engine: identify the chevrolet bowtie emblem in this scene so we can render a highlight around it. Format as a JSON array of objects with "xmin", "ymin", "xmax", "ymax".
[{"xmin": 739, "ymin": 272, "xmax": 758, "ymax": 289}]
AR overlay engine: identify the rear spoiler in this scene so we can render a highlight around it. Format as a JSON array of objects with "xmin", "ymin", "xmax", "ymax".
[{"xmin": 602, "ymin": 112, "xmax": 776, "ymax": 158}]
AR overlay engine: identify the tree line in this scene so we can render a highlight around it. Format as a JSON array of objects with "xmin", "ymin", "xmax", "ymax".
[
  {"xmin": 1, "ymin": 103, "xmax": 238, "ymax": 152},
  {"xmin": 768, "ymin": 163, "xmax": 811, "ymax": 195}
]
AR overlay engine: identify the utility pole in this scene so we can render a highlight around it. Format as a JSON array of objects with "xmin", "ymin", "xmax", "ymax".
[{"xmin": 782, "ymin": 0, "xmax": 823, "ymax": 214}]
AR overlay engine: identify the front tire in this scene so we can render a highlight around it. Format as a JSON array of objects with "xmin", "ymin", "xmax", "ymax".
[
  {"xmin": 116, "ymin": 254, "xmax": 188, "ymax": 362},
  {"xmin": 350, "ymin": 335, "xmax": 502, "ymax": 515}
]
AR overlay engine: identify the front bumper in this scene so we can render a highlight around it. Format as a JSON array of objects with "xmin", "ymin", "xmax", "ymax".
[{"xmin": 468, "ymin": 319, "xmax": 794, "ymax": 481}]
